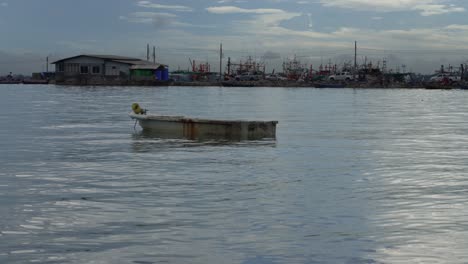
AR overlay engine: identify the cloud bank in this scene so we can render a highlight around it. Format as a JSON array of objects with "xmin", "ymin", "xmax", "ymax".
[{"xmin": 319, "ymin": 0, "xmax": 465, "ymax": 15}]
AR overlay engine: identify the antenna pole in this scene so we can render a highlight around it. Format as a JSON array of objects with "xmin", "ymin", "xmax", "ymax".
[
  {"xmin": 354, "ymin": 41, "xmax": 357, "ymax": 79},
  {"xmin": 219, "ymin": 43, "xmax": 223, "ymax": 81}
]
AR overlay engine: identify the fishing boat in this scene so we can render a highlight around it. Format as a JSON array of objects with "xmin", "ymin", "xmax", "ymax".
[{"xmin": 129, "ymin": 104, "xmax": 278, "ymax": 140}]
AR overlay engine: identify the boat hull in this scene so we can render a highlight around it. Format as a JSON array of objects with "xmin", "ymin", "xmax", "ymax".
[{"xmin": 130, "ymin": 114, "xmax": 277, "ymax": 140}]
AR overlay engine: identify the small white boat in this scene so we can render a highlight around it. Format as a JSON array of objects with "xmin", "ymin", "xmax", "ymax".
[{"xmin": 129, "ymin": 105, "xmax": 278, "ymax": 140}]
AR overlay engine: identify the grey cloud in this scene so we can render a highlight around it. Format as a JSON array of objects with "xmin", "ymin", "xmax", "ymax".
[{"xmin": 263, "ymin": 51, "xmax": 282, "ymax": 60}]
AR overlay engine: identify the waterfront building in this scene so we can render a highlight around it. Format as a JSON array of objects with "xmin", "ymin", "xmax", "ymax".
[{"xmin": 52, "ymin": 54, "xmax": 168, "ymax": 85}]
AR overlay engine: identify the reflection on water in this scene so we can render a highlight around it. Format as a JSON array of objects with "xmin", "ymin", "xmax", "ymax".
[
  {"xmin": 131, "ymin": 130, "xmax": 277, "ymax": 151},
  {"xmin": 1, "ymin": 85, "xmax": 468, "ymax": 263}
]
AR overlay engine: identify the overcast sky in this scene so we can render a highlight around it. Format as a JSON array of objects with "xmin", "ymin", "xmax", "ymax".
[{"xmin": 1, "ymin": 0, "xmax": 468, "ymax": 74}]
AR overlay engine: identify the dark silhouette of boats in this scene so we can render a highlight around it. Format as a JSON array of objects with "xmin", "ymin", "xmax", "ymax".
[
  {"xmin": 22, "ymin": 79, "xmax": 49, "ymax": 84},
  {"xmin": 0, "ymin": 80, "xmax": 22, "ymax": 84},
  {"xmin": 424, "ymin": 83, "xmax": 454, "ymax": 90},
  {"xmin": 314, "ymin": 83, "xmax": 345, "ymax": 88}
]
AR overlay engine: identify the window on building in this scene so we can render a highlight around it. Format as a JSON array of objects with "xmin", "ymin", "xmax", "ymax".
[
  {"xmin": 92, "ymin": 66, "xmax": 100, "ymax": 74},
  {"xmin": 80, "ymin": 66, "xmax": 89, "ymax": 74},
  {"xmin": 57, "ymin": 63, "xmax": 65, "ymax": 72}
]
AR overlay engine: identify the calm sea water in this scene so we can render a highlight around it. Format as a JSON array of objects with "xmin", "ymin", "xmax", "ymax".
[{"xmin": 1, "ymin": 84, "xmax": 468, "ymax": 264}]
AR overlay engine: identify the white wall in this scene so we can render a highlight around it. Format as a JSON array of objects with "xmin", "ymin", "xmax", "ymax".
[{"xmin": 105, "ymin": 62, "xmax": 130, "ymax": 76}]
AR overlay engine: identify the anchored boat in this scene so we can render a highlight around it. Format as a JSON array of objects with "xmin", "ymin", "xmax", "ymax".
[{"xmin": 129, "ymin": 104, "xmax": 278, "ymax": 140}]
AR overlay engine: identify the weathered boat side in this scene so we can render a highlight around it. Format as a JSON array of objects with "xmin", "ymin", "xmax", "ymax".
[{"xmin": 130, "ymin": 113, "xmax": 277, "ymax": 140}]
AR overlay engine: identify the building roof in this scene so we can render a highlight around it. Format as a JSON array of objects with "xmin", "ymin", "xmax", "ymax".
[
  {"xmin": 83, "ymin": 54, "xmax": 142, "ymax": 61},
  {"xmin": 52, "ymin": 54, "xmax": 150, "ymax": 64}
]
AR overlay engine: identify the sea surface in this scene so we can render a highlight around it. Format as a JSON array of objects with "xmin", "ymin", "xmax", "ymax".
[{"xmin": 1, "ymin": 84, "xmax": 468, "ymax": 264}]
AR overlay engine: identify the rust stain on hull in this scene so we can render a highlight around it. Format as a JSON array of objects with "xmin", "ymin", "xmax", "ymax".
[{"xmin": 183, "ymin": 119, "xmax": 198, "ymax": 140}]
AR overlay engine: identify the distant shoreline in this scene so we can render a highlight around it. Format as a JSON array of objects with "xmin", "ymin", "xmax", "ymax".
[
  {"xmin": 50, "ymin": 80, "xmax": 434, "ymax": 89},
  {"xmin": 4, "ymin": 80, "xmax": 467, "ymax": 89}
]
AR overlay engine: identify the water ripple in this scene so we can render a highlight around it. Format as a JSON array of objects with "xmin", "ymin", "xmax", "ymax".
[{"xmin": 1, "ymin": 86, "xmax": 468, "ymax": 263}]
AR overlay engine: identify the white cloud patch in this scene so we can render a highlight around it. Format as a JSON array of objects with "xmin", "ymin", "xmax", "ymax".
[
  {"xmin": 445, "ymin": 24, "xmax": 468, "ymax": 31},
  {"xmin": 416, "ymin": 4, "xmax": 464, "ymax": 16},
  {"xmin": 217, "ymin": 0, "xmax": 247, "ymax": 3},
  {"xmin": 120, "ymin": 12, "xmax": 177, "ymax": 24},
  {"xmin": 319, "ymin": 0, "xmax": 465, "ymax": 16},
  {"xmin": 206, "ymin": 5, "xmax": 304, "ymax": 33},
  {"xmin": 119, "ymin": 12, "xmax": 189, "ymax": 29},
  {"xmin": 136, "ymin": 1, "xmax": 193, "ymax": 12},
  {"xmin": 206, "ymin": 6, "xmax": 285, "ymax": 14}
]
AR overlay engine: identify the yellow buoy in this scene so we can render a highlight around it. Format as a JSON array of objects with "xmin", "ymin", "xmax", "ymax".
[{"xmin": 132, "ymin": 103, "xmax": 143, "ymax": 114}]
